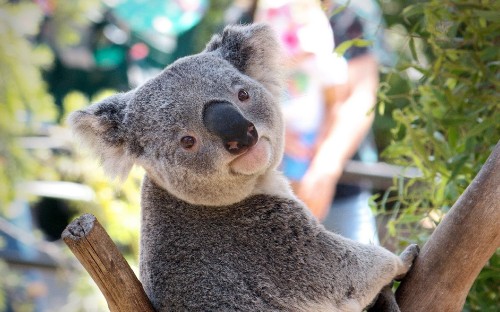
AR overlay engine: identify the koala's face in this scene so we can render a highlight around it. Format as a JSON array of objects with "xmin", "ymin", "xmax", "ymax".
[{"xmin": 69, "ymin": 24, "xmax": 285, "ymax": 206}]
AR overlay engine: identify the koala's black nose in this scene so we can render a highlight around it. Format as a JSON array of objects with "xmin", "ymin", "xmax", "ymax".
[{"xmin": 203, "ymin": 101, "xmax": 258, "ymax": 155}]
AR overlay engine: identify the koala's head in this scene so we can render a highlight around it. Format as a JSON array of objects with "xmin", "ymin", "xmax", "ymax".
[{"xmin": 69, "ymin": 24, "xmax": 285, "ymax": 206}]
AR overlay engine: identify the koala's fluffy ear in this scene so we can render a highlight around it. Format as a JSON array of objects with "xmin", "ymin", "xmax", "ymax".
[
  {"xmin": 68, "ymin": 92, "xmax": 134, "ymax": 180},
  {"xmin": 204, "ymin": 24, "xmax": 283, "ymax": 97}
]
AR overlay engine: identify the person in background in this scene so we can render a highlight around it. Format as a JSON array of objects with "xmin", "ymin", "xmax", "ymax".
[
  {"xmin": 300, "ymin": 0, "xmax": 390, "ymax": 244},
  {"xmin": 225, "ymin": 0, "xmax": 388, "ymax": 244},
  {"xmin": 250, "ymin": 0, "xmax": 348, "ymax": 212}
]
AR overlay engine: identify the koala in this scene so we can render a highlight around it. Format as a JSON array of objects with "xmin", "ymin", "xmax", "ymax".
[{"xmin": 69, "ymin": 24, "xmax": 418, "ymax": 311}]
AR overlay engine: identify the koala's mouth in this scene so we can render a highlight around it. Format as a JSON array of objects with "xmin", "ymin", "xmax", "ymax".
[{"xmin": 229, "ymin": 138, "xmax": 271, "ymax": 176}]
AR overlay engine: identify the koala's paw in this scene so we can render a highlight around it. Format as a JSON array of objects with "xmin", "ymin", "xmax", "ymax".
[
  {"xmin": 400, "ymin": 244, "xmax": 419, "ymax": 266},
  {"xmin": 395, "ymin": 244, "xmax": 419, "ymax": 280}
]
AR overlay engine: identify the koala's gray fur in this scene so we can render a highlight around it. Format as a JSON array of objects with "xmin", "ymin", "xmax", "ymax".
[{"xmin": 69, "ymin": 24, "xmax": 418, "ymax": 311}]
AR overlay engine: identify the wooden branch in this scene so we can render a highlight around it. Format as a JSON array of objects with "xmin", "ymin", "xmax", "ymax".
[
  {"xmin": 62, "ymin": 214, "xmax": 155, "ymax": 312},
  {"xmin": 396, "ymin": 142, "xmax": 500, "ymax": 311}
]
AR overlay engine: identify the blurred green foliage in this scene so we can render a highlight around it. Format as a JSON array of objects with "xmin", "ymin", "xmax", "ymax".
[
  {"xmin": 377, "ymin": 0, "xmax": 499, "ymax": 310},
  {"xmin": 0, "ymin": 1, "xmax": 55, "ymax": 207},
  {"xmin": 0, "ymin": 0, "xmax": 101, "ymax": 208}
]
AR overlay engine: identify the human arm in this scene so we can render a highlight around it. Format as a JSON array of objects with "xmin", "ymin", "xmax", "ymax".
[{"xmin": 296, "ymin": 54, "xmax": 379, "ymax": 220}]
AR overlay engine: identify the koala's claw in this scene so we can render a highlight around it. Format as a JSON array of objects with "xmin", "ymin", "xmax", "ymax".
[
  {"xmin": 400, "ymin": 244, "xmax": 419, "ymax": 266},
  {"xmin": 395, "ymin": 244, "xmax": 419, "ymax": 280}
]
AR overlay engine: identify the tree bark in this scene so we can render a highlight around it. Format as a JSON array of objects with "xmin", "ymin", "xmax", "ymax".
[
  {"xmin": 396, "ymin": 142, "xmax": 500, "ymax": 311},
  {"xmin": 62, "ymin": 213, "xmax": 155, "ymax": 312}
]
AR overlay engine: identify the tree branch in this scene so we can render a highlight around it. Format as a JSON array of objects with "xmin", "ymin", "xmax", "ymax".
[
  {"xmin": 396, "ymin": 141, "xmax": 500, "ymax": 311},
  {"xmin": 62, "ymin": 214, "xmax": 155, "ymax": 312}
]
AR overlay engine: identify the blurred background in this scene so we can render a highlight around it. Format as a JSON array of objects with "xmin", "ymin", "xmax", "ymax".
[{"xmin": 0, "ymin": 0, "xmax": 498, "ymax": 311}]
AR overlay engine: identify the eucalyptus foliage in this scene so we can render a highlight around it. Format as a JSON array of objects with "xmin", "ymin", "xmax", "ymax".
[{"xmin": 378, "ymin": 0, "xmax": 499, "ymax": 310}]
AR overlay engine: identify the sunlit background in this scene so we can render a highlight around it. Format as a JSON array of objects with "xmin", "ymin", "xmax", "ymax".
[{"xmin": 0, "ymin": 0, "xmax": 498, "ymax": 311}]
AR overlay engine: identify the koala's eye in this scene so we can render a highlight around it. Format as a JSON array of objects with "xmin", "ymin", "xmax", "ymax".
[
  {"xmin": 238, "ymin": 89, "xmax": 250, "ymax": 101},
  {"xmin": 180, "ymin": 136, "xmax": 196, "ymax": 149}
]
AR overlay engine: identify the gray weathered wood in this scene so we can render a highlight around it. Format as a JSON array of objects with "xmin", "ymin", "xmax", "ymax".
[{"xmin": 62, "ymin": 214, "xmax": 155, "ymax": 312}]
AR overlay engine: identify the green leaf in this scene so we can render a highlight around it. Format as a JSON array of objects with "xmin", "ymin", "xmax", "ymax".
[
  {"xmin": 408, "ymin": 36, "xmax": 419, "ymax": 62},
  {"xmin": 445, "ymin": 78, "xmax": 457, "ymax": 90},
  {"xmin": 402, "ymin": 4, "xmax": 424, "ymax": 21},
  {"xmin": 398, "ymin": 214, "xmax": 424, "ymax": 224},
  {"xmin": 378, "ymin": 101, "xmax": 386, "ymax": 115},
  {"xmin": 468, "ymin": 120, "xmax": 494, "ymax": 137},
  {"xmin": 472, "ymin": 9, "xmax": 500, "ymax": 22},
  {"xmin": 334, "ymin": 39, "xmax": 372, "ymax": 56},
  {"xmin": 329, "ymin": 2, "xmax": 349, "ymax": 16},
  {"xmin": 448, "ymin": 127, "xmax": 459, "ymax": 147}
]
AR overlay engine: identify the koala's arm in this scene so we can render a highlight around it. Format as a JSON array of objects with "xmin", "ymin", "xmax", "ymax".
[
  {"xmin": 366, "ymin": 244, "xmax": 419, "ymax": 312},
  {"xmin": 366, "ymin": 284, "xmax": 400, "ymax": 312}
]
